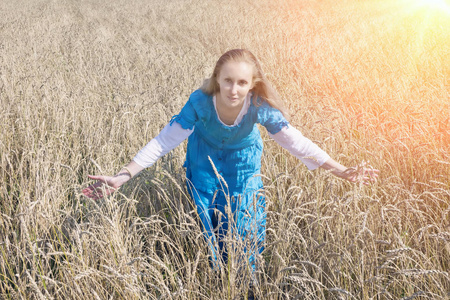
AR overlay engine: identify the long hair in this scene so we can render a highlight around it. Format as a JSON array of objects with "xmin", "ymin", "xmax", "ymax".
[{"xmin": 200, "ymin": 49, "xmax": 289, "ymax": 120}]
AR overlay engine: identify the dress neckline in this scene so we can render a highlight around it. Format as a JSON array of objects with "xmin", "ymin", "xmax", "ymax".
[{"xmin": 212, "ymin": 93, "xmax": 252, "ymax": 127}]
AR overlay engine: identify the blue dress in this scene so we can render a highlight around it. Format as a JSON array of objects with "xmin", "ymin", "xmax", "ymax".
[{"xmin": 172, "ymin": 89, "xmax": 289, "ymax": 270}]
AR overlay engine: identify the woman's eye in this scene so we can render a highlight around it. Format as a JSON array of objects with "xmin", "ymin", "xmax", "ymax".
[{"xmin": 239, "ymin": 81, "xmax": 248, "ymax": 86}]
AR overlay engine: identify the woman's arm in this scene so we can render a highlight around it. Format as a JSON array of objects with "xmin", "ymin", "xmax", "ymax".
[
  {"xmin": 82, "ymin": 121, "xmax": 193, "ymax": 200},
  {"xmin": 269, "ymin": 126, "xmax": 330, "ymax": 170},
  {"xmin": 270, "ymin": 126, "xmax": 379, "ymax": 184}
]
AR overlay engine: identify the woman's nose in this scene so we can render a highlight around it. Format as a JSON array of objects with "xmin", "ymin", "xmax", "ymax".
[{"xmin": 231, "ymin": 83, "xmax": 238, "ymax": 94}]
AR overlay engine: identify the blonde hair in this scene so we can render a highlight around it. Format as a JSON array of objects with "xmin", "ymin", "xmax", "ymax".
[{"xmin": 200, "ymin": 49, "xmax": 289, "ymax": 120}]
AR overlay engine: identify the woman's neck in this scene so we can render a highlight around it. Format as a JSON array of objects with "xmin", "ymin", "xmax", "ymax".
[{"xmin": 215, "ymin": 94, "xmax": 244, "ymax": 126}]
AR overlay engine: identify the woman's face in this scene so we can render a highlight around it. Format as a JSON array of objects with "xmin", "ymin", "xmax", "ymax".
[{"xmin": 216, "ymin": 61, "xmax": 254, "ymax": 111}]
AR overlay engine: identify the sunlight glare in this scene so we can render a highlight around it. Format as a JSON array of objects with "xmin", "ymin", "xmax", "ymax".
[{"xmin": 414, "ymin": 0, "xmax": 450, "ymax": 14}]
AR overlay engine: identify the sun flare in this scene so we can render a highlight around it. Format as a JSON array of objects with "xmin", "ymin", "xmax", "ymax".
[{"xmin": 413, "ymin": 0, "xmax": 450, "ymax": 14}]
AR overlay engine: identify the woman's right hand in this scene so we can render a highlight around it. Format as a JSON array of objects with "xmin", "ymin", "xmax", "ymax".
[
  {"xmin": 82, "ymin": 162, "xmax": 143, "ymax": 200},
  {"xmin": 82, "ymin": 174, "xmax": 129, "ymax": 200}
]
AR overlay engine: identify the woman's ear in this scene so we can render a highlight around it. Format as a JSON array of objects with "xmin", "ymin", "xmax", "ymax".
[
  {"xmin": 251, "ymin": 75, "xmax": 261, "ymax": 90},
  {"xmin": 215, "ymin": 75, "xmax": 221, "ymax": 87}
]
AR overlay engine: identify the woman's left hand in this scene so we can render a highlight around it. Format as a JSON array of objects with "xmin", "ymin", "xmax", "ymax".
[
  {"xmin": 321, "ymin": 158, "xmax": 379, "ymax": 185},
  {"xmin": 341, "ymin": 162, "xmax": 379, "ymax": 185}
]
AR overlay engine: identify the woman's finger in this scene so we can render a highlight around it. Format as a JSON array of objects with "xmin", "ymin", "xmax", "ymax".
[
  {"xmin": 87, "ymin": 175, "xmax": 107, "ymax": 183},
  {"xmin": 82, "ymin": 182, "xmax": 103, "ymax": 199}
]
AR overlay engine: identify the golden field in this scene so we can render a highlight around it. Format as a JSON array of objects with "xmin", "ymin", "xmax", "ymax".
[{"xmin": 0, "ymin": 0, "xmax": 449, "ymax": 299}]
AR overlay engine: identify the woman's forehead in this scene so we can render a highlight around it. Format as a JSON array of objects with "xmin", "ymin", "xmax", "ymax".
[{"xmin": 219, "ymin": 61, "xmax": 254, "ymax": 78}]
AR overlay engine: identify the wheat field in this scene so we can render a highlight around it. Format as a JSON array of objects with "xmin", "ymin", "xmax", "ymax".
[{"xmin": 0, "ymin": 0, "xmax": 449, "ymax": 299}]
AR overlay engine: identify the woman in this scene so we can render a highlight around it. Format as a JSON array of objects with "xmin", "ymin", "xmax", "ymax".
[{"xmin": 82, "ymin": 49, "xmax": 379, "ymax": 272}]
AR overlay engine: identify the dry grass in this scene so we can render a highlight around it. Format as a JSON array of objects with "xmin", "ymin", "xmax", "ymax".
[{"xmin": 1, "ymin": 0, "xmax": 449, "ymax": 299}]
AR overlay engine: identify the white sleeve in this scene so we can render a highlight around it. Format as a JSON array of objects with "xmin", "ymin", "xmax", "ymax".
[
  {"xmin": 269, "ymin": 126, "xmax": 331, "ymax": 170},
  {"xmin": 133, "ymin": 121, "xmax": 194, "ymax": 168}
]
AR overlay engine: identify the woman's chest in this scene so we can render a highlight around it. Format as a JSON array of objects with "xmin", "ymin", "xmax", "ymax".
[{"xmin": 195, "ymin": 116, "xmax": 259, "ymax": 148}]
